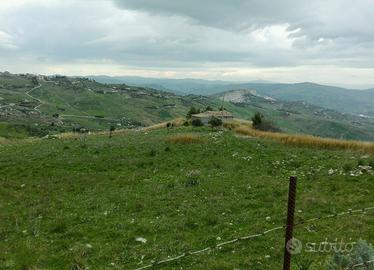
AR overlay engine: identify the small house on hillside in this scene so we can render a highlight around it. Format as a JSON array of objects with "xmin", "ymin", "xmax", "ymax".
[{"xmin": 191, "ymin": 110, "xmax": 234, "ymax": 124}]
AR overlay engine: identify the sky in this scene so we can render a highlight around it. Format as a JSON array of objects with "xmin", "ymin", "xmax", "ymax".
[{"xmin": 0, "ymin": 0, "xmax": 374, "ymax": 88}]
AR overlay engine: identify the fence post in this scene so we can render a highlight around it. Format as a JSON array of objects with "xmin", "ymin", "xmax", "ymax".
[{"xmin": 283, "ymin": 176, "xmax": 298, "ymax": 270}]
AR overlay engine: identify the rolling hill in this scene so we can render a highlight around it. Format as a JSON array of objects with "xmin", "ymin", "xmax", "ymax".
[
  {"xmin": 89, "ymin": 75, "xmax": 374, "ymax": 117},
  {"xmin": 1, "ymin": 72, "xmax": 374, "ymax": 141}
]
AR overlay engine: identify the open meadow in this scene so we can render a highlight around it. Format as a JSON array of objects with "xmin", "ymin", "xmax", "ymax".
[{"xmin": 0, "ymin": 126, "xmax": 373, "ymax": 269}]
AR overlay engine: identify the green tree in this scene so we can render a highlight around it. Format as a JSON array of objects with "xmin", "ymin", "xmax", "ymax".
[
  {"xmin": 109, "ymin": 125, "xmax": 116, "ymax": 138},
  {"xmin": 208, "ymin": 116, "xmax": 223, "ymax": 129},
  {"xmin": 205, "ymin": 106, "xmax": 214, "ymax": 112},
  {"xmin": 251, "ymin": 112, "xmax": 263, "ymax": 128},
  {"xmin": 187, "ymin": 106, "xmax": 198, "ymax": 119}
]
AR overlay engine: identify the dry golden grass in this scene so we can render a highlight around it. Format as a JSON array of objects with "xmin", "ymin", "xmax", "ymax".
[
  {"xmin": 235, "ymin": 126, "xmax": 374, "ymax": 154},
  {"xmin": 167, "ymin": 134, "xmax": 205, "ymax": 144},
  {"xmin": 143, "ymin": 118, "xmax": 186, "ymax": 131},
  {"xmin": 223, "ymin": 118, "xmax": 252, "ymax": 130}
]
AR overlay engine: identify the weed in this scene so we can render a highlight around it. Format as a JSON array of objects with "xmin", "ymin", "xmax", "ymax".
[{"xmin": 185, "ymin": 169, "xmax": 201, "ymax": 187}]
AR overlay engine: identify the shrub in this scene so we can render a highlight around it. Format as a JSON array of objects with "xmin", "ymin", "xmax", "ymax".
[
  {"xmin": 255, "ymin": 121, "xmax": 281, "ymax": 132},
  {"xmin": 187, "ymin": 106, "xmax": 200, "ymax": 119},
  {"xmin": 191, "ymin": 118, "xmax": 204, "ymax": 127},
  {"xmin": 251, "ymin": 112, "xmax": 280, "ymax": 132},
  {"xmin": 252, "ymin": 112, "xmax": 263, "ymax": 127},
  {"xmin": 326, "ymin": 240, "xmax": 374, "ymax": 270},
  {"xmin": 208, "ymin": 116, "xmax": 223, "ymax": 129},
  {"xmin": 109, "ymin": 125, "xmax": 116, "ymax": 138}
]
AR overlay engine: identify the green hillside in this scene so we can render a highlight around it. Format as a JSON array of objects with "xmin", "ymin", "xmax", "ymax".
[
  {"xmin": 1, "ymin": 72, "xmax": 374, "ymax": 141},
  {"xmin": 0, "ymin": 127, "xmax": 373, "ymax": 269},
  {"xmin": 90, "ymin": 76, "xmax": 374, "ymax": 117},
  {"xmin": 214, "ymin": 90, "xmax": 374, "ymax": 141},
  {"xmin": 0, "ymin": 73, "xmax": 221, "ymax": 137}
]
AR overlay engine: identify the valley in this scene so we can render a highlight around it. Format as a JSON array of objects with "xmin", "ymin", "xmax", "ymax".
[{"xmin": 1, "ymin": 72, "xmax": 374, "ymax": 141}]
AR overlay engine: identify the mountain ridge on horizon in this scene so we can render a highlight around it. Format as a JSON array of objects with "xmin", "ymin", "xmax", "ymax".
[
  {"xmin": 87, "ymin": 74, "xmax": 373, "ymax": 91},
  {"xmin": 88, "ymin": 74, "xmax": 374, "ymax": 117}
]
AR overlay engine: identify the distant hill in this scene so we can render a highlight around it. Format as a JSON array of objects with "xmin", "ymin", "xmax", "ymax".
[
  {"xmin": 88, "ymin": 75, "xmax": 236, "ymax": 95},
  {"xmin": 1, "ymin": 72, "xmax": 374, "ymax": 141},
  {"xmin": 213, "ymin": 89, "xmax": 374, "ymax": 141},
  {"xmin": 239, "ymin": 82, "xmax": 374, "ymax": 117},
  {"xmin": 89, "ymin": 75, "xmax": 374, "ymax": 117}
]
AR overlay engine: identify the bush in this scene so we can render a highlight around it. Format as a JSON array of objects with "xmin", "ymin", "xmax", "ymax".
[
  {"xmin": 208, "ymin": 116, "xmax": 223, "ymax": 129},
  {"xmin": 109, "ymin": 125, "xmax": 116, "ymax": 138},
  {"xmin": 326, "ymin": 240, "xmax": 374, "ymax": 270},
  {"xmin": 252, "ymin": 112, "xmax": 263, "ymax": 127},
  {"xmin": 191, "ymin": 118, "xmax": 204, "ymax": 127},
  {"xmin": 187, "ymin": 106, "xmax": 200, "ymax": 119},
  {"xmin": 255, "ymin": 121, "xmax": 281, "ymax": 132}
]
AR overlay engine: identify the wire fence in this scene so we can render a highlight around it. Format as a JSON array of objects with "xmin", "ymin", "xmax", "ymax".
[{"xmin": 134, "ymin": 206, "xmax": 374, "ymax": 270}]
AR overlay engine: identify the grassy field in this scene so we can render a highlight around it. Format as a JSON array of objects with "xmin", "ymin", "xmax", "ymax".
[{"xmin": 0, "ymin": 126, "xmax": 373, "ymax": 269}]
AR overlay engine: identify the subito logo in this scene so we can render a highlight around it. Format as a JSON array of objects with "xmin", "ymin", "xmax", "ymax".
[{"xmin": 286, "ymin": 238, "xmax": 302, "ymax": 255}]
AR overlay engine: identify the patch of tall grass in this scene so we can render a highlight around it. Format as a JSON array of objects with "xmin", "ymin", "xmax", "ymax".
[
  {"xmin": 143, "ymin": 118, "xmax": 186, "ymax": 131},
  {"xmin": 167, "ymin": 134, "xmax": 205, "ymax": 144},
  {"xmin": 223, "ymin": 119, "xmax": 252, "ymax": 130},
  {"xmin": 235, "ymin": 126, "xmax": 374, "ymax": 153}
]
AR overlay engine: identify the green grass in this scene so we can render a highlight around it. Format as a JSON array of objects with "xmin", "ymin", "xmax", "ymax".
[{"xmin": 0, "ymin": 127, "xmax": 373, "ymax": 269}]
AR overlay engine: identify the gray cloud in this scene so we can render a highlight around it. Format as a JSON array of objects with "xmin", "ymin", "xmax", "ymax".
[
  {"xmin": 113, "ymin": 0, "xmax": 374, "ymax": 42},
  {"xmin": 0, "ymin": 0, "xmax": 373, "ymax": 87}
]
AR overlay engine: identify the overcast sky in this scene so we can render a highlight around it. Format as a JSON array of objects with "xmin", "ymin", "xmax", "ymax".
[{"xmin": 0, "ymin": 0, "xmax": 374, "ymax": 88}]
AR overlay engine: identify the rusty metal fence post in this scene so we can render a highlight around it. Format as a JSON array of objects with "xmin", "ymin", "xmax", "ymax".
[{"xmin": 283, "ymin": 176, "xmax": 298, "ymax": 270}]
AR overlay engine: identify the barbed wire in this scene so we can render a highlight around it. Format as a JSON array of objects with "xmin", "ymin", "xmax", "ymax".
[
  {"xmin": 134, "ymin": 206, "xmax": 374, "ymax": 270},
  {"xmin": 345, "ymin": 259, "xmax": 374, "ymax": 269},
  {"xmin": 294, "ymin": 206, "xmax": 374, "ymax": 227}
]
